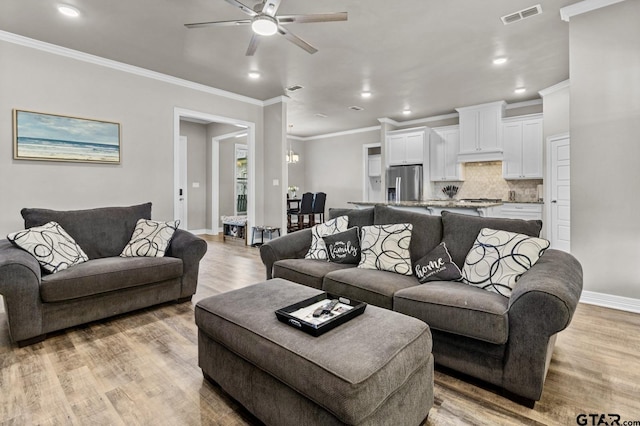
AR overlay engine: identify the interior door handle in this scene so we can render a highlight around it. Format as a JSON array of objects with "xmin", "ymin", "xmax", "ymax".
[{"xmin": 551, "ymin": 200, "xmax": 557, "ymax": 203}]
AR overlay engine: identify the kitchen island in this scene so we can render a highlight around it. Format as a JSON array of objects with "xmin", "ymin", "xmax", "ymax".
[{"xmin": 348, "ymin": 200, "xmax": 503, "ymax": 217}]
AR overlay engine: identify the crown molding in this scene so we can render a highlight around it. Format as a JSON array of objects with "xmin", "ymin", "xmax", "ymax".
[
  {"xmin": 0, "ymin": 30, "xmax": 265, "ymax": 107},
  {"xmin": 293, "ymin": 125, "xmax": 381, "ymax": 141},
  {"xmin": 560, "ymin": 0, "xmax": 626, "ymax": 22},
  {"xmin": 539, "ymin": 80, "xmax": 570, "ymax": 97},
  {"xmin": 263, "ymin": 95, "xmax": 291, "ymax": 106},
  {"xmin": 505, "ymin": 99, "xmax": 543, "ymax": 109}
]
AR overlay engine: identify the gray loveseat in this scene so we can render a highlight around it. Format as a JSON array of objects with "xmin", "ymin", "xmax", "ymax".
[
  {"xmin": 260, "ymin": 206, "xmax": 583, "ymax": 405},
  {"xmin": 0, "ymin": 203, "xmax": 207, "ymax": 346}
]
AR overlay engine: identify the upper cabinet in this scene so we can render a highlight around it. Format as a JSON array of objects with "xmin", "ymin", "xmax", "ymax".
[
  {"xmin": 456, "ymin": 101, "xmax": 506, "ymax": 163},
  {"xmin": 502, "ymin": 115, "xmax": 543, "ymax": 179},
  {"xmin": 387, "ymin": 127, "xmax": 426, "ymax": 166},
  {"xmin": 430, "ymin": 125, "xmax": 464, "ymax": 181}
]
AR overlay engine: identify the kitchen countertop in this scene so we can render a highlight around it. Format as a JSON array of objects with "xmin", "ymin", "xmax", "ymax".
[
  {"xmin": 349, "ymin": 200, "xmax": 504, "ymax": 208},
  {"xmin": 349, "ymin": 200, "xmax": 544, "ymax": 208}
]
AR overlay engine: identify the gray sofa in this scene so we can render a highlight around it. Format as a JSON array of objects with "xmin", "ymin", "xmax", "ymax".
[
  {"xmin": 260, "ymin": 206, "xmax": 583, "ymax": 405},
  {"xmin": 0, "ymin": 203, "xmax": 207, "ymax": 346}
]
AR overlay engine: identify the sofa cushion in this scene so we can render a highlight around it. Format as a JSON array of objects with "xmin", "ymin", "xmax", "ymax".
[
  {"xmin": 414, "ymin": 242, "xmax": 462, "ymax": 283},
  {"xmin": 322, "ymin": 227, "xmax": 361, "ymax": 264},
  {"xmin": 273, "ymin": 258, "xmax": 355, "ymax": 290},
  {"xmin": 323, "ymin": 268, "xmax": 419, "ymax": 310},
  {"xmin": 373, "ymin": 205, "xmax": 443, "ymax": 263},
  {"xmin": 393, "ymin": 282, "xmax": 509, "ymax": 344},
  {"xmin": 7, "ymin": 221, "xmax": 88, "ymax": 273},
  {"xmin": 441, "ymin": 211, "xmax": 543, "ymax": 269},
  {"xmin": 328, "ymin": 207, "xmax": 374, "ymax": 228},
  {"xmin": 120, "ymin": 219, "xmax": 180, "ymax": 258},
  {"xmin": 22, "ymin": 203, "xmax": 152, "ymax": 260},
  {"xmin": 305, "ymin": 216, "xmax": 349, "ymax": 260},
  {"xmin": 40, "ymin": 256, "xmax": 183, "ymax": 302},
  {"xmin": 462, "ymin": 228, "xmax": 550, "ymax": 298},
  {"xmin": 358, "ymin": 223, "xmax": 413, "ymax": 276}
]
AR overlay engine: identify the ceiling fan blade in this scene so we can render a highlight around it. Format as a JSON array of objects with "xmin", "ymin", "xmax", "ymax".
[
  {"xmin": 223, "ymin": 0, "xmax": 258, "ymax": 17},
  {"xmin": 277, "ymin": 12, "xmax": 348, "ymax": 24},
  {"xmin": 262, "ymin": 0, "xmax": 282, "ymax": 16},
  {"xmin": 245, "ymin": 34, "xmax": 260, "ymax": 56},
  {"xmin": 185, "ymin": 19, "xmax": 251, "ymax": 29},
  {"xmin": 278, "ymin": 27, "xmax": 318, "ymax": 54}
]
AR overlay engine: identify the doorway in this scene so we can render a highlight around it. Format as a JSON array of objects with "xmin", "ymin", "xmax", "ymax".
[
  {"xmin": 362, "ymin": 143, "xmax": 383, "ymax": 202},
  {"xmin": 546, "ymin": 133, "xmax": 571, "ymax": 252},
  {"xmin": 174, "ymin": 107, "xmax": 256, "ymax": 235}
]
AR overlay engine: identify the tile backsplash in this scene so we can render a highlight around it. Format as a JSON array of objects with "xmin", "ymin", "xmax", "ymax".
[{"xmin": 433, "ymin": 161, "xmax": 542, "ymax": 201}]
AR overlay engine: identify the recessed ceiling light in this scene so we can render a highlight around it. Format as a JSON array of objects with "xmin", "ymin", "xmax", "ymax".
[
  {"xmin": 514, "ymin": 87, "xmax": 526, "ymax": 94},
  {"xmin": 248, "ymin": 71, "xmax": 261, "ymax": 79},
  {"xmin": 361, "ymin": 91, "xmax": 372, "ymax": 98},
  {"xmin": 58, "ymin": 4, "xmax": 80, "ymax": 17},
  {"xmin": 493, "ymin": 57, "xmax": 508, "ymax": 65},
  {"xmin": 403, "ymin": 109, "xmax": 412, "ymax": 115}
]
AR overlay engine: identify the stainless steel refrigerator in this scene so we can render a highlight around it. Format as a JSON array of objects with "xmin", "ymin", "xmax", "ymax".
[{"xmin": 386, "ymin": 165, "xmax": 423, "ymax": 202}]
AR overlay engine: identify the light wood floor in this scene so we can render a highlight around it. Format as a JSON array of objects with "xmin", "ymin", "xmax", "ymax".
[{"xmin": 1, "ymin": 235, "xmax": 639, "ymax": 425}]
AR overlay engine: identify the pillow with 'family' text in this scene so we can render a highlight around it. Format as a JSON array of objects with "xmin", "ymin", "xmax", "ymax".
[
  {"xmin": 322, "ymin": 226, "xmax": 360, "ymax": 264},
  {"xmin": 358, "ymin": 223, "xmax": 413, "ymax": 275},
  {"xmin": 305, "ymin": 215, "xmax": 349, "ymax": 260},
  {"xmin": 7, "ymin": 221, "xmax": 88, "ymax": 273},
  {"xmin": 462, "ymin": 228, "xmax": 550, "ymax": 297},
  {"xmin": 414, "ymin": 242, "xmax": 462, "ymax": 283}
]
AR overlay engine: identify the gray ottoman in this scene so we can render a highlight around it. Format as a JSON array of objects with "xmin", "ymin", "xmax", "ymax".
[{"xmin": 195, "ymin": 278, "xmax": 434, "ymax": 426}]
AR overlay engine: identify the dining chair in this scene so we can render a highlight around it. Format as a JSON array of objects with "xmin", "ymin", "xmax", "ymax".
[
  {"xmin": 288, "ymin": 192, "xmax": 314, "ymax": 232},
  {"xmin": 311, "ymin": 192, "xmax": 326, "ymax": 224}
]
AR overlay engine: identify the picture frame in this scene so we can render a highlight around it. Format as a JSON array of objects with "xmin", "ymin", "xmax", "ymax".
[{"xmin": 13, "ymin": 109, "xmax": 121, "ymax": 164}]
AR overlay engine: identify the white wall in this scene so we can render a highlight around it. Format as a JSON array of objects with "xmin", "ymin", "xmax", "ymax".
[
  {"xmin": 570, "ymin": 0, "xmax": 640, "ymax": 299},
  {"xmin": 304, "ymin": 129, "xmax": 380, "ymax": 211},
  {"xmin": 0, "ymin": 38, "xmax": 265, "ymax": 235},
  {"xmin": 286, "ymin": 138, "xmax": 306, "ymax": 194}
]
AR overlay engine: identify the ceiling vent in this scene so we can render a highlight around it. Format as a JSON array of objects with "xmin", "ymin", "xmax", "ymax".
[
  {"xmin": 349, "ymin": 106, "xmax": 364, "ymax": 111},
  {"xmin": 501, "ymin": 4, "xmax": 542, "ymax": 25},
  {"xmin": 286, "ymin": 84, "xmax": 304, "ymax": 92},
  {"xmin": 315, "ymin": 113, "xmax": 328, "ymax": 118}
]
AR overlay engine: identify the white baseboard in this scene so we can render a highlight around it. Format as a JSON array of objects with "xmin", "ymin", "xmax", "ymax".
[
  {"xmin": 188, "ymin": 228, "xmax": 213, "ymax": 235},
  {"xmin": 580, "ymin": 291, "xmax": 640, "ymax": 314}
]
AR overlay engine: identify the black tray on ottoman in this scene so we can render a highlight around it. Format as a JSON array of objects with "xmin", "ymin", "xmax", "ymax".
[
  {"xmin": 195, "ymin": 278, "xmax": 434, "ymax": 426},
  {"xmin": 275, "ymin": 292, "xmax": 367, "ymax": 336}
]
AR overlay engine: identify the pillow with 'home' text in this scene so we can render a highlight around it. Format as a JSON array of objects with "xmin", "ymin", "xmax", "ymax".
[{"xmin": 414, "ymin": 242, "xmax": 462, "ymax": 283}]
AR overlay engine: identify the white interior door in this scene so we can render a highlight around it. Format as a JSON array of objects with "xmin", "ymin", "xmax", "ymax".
[
  {"xmin": 549, "ymin": 135, "xmax": 570, "ymax": 252},
  {"xmin": 177, "ymin": 136, "xmax": 188, "ymax": 229}
]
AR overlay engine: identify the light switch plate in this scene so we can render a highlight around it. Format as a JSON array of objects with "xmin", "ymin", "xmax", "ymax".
[
  {"xmin": 273, "ymin": 179, "xmax": 279, "ymax": 186},
  {"xmin": 192, "ymin": 182, "xmax": 200, "ymax": 188}
]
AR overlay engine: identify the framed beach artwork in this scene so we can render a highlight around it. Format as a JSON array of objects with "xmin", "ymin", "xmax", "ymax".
[{"xmin": 13, "ymin": 110, "xmax": 121, "ymax": 164}]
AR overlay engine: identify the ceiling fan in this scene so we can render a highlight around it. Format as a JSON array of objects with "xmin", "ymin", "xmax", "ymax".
[{"xmin": 185, "ymin": 0, "xmax": 347, "ymax": 56}]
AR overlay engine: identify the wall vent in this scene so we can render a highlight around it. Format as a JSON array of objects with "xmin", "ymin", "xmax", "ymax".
[
  {"xmin": 349, "ymin": 106, "xmax": 364, "ymax": 111},
  {"xmin": 286, "ymin": 84, "xmax": 304, "ymax": 92},
  {"xmin": 501, "ymin": 4, "xmax": 542, "ymax": 25}
]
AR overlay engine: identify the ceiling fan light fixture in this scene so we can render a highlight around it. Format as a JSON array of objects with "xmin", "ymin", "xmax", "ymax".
[{"xmin": 251, "ymin": 14, "xmax": 278, "ymax": 36}]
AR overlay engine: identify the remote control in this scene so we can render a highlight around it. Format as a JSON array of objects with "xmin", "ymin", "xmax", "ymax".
[{"xmin": 312, "ymin": 299, "xmax": 339, "ymax": 317}]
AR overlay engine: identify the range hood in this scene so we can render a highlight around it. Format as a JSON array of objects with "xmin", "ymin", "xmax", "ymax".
[{"xmin": 456, "ymin": 101, "xmax": 505, "ymax": 163}]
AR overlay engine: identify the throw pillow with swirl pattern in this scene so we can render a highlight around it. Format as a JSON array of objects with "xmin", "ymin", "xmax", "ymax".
[
  {"xmin": 305, "ymin": 216, "xmax": 349, "ymax": 260},
  {"xmin": 7, "ymin": 221, "xmax": 88, "ymax": 273},
  {"xmin": 462, "ymin": 228, "xmax": 550, "ymax": 297},
  {"xmin": 120, "ymin": 219, "xmax": 180, "ymax": 257},
  {"xmin": 358, "ymin": 223, "xmax": 413, "ymax": 275}
]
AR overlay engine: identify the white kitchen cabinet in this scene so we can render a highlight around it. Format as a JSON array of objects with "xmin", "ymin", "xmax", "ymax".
[
  {"xmin": 502, "ymin": 115, "xmax": 543, "ymax": 179},
  {"xmin": 387, "ymin": 128, "xmax": 426, "ymax": 166},
  {"xmin": 430, "ymin": 126, "xmax": 463, "ymax": 181},
  {"xmin": 456, "ymin": 101, "xmax": 506, "ymax": 162},
  {"xmin": 493, "ymin": 203, "xmax": 543, "ymax": 220},
  {"xmin": 368, "ymin": 154, "xmax": 382, "ymax": 177}
]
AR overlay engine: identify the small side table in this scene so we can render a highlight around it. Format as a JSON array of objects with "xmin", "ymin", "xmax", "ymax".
[{"xmin": 251, "ymin": 226, "xmax": 281, "ymax": 247}]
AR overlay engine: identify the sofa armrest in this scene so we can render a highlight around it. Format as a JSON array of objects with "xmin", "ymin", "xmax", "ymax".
[
  {"xmin": 0, "ymin": 239, "xmax": 45, "ymax": 343},
  {"xmin": 503, "ymin": 249, "xmax": 583, "ymax": 400},
  {"xmin": 166, "ymin": 229, "xmax": 208, "ymax": 298},
  {"xmin": 259, "ymin": 229, "xmax": 312, "ymax": 279}
]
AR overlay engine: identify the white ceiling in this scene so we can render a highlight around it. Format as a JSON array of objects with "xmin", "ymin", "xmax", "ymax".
[{"xmin": 0, "ymin": 0, "xmax": 578, "ymax": 137}]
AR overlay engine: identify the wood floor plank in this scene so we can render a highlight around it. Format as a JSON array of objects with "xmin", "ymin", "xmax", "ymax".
[{"xmin": 1, "ymin": 234, "xmax": 640, "ymax": 425}]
